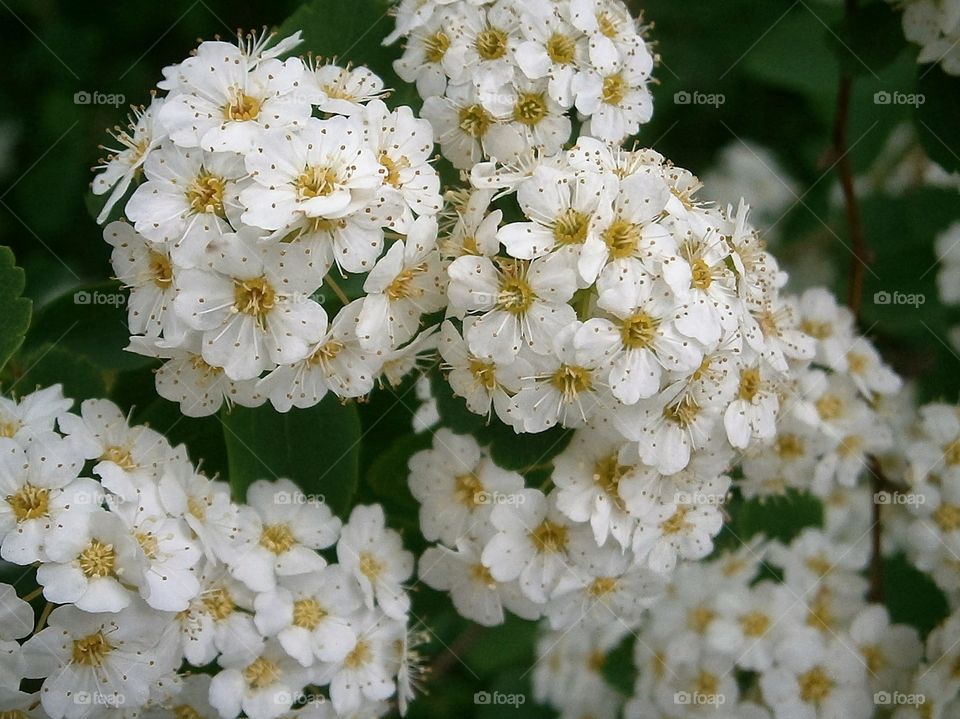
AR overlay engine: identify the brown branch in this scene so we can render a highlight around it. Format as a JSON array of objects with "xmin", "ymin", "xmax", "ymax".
[{"xmin": 832, "ymin": 0, "xmax": 884, "ymax": 603}]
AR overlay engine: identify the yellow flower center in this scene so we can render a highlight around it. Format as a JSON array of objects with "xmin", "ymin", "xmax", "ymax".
[
  {"xmin": 260, "ymin": 524, "xmax": 297, "ymax": 554},
  {"xmin": 688, "ymin": 605, "xmax": 714, "ymax": 633},
  {"xmin": 185, "ymin": 171, "xmax": 226, "ymax": 216},
  {"xmin": 202, "ymin": 587, "xmax": 235, "ymax": 620},
  {"xmin": 801, "ymin": 320, "xmax": 833, "ymax": 339},
  {"xmin": 530, "ymin": 519, "xmax": 568, "ymax": 553},
  {"xmin": 7, "ymin": 484, "xmax": 50, "ymax": 522},
  {"xmin": 458, "ymin": 104, "xmax": 494, "ymax": 138},
  {"xmin": 663, "ymin": 396, "xmax": 700, "ymax": 428},
  {"xmin": 424, "ymin": 31, "xmax": 451, "ymax": 63},
  {"xmin": 71, "ymin": 631, "xmax": 113, "ymax": 667},
  {"xmin": 292, "ymin": 598, "xmax": 327, "ymax": 630},
  {"xmin": 470, "ymin": 563, "xmax": 497, "ymax": 589},
  {"xmin": 243, "ymin": 657, "xmax": 280, "ymax": 690},
  {"xmin": 223, "ymin": 91, "xmax": 262, "ymax": 121},
  {"xmin": 101, "ymin": 444, "xmax": 137, "ymax": 471},
  {"xmin": 553, "ymin": 208, "xmax": 589, "ymax": 246},
  {"xmin": 233, "ymin": 277, "xmax": 277, "ymax": 323},
  {"xmin": 740, "ymin": 611, "xmax": 770, "ymax": 637},
  {"xmin": 593, "ymin": 454, "xmax": 628, "ymax": 508},
  {"xmin": 798, "ymin": 666, "xmax": 834, "ymax": 703},
  {"xmin": 476, "ymin": 27, "xmax": 508, "ymax": 60},
  {"xmin": 513, "ymin": 92, "xmax": 548, "ymax": 127},
  {"xmin": 862, "ymin": 644, "xmax": 886, "ymax": 674},
  {"xmin": 546, "ymin": 33, "xmax": 576, "ymax": 64},
  {"xmin": 308, "ymin": 340, "xmax": 345, "ymax": 366},
  {"xmin": 297, "ymin": 165, "xmax": 340, "ymax": 198},
  {"xmin": 386, "ymin": 263, "xmax": 428, "ymax": 301},
  {"xmin": 550, "ymin": 365, "xmax": 592, "ymax": 401},
  {"xmin": 935, "ymin": 504, "xmax": 960, "ymax": 532},
  {"xmin": 620, "ymin": 312, "xmax": 659, "ymax": 349},
  {"xmin": 469, "ymin": 358, "xmax": 499, "ymax": 391},
  {"xmin": 661, "ymin": 507, "xmax": 691, "ymax": 535},
  {"xmin": 602, "ymin": 73, "xmax": 628, "ymax": 106},
  {"xmin": 359, "ymin": 551, "xmax": 384, "ymax": 581},
  {"xmin": 78, "ymin": 539, "xmax": 116, "ymax": 578},
  {"xmin": 496, "ymin": 264, "xmax": 535, "ymax": 314},
  {"xmin": 173, "ymin": 707, "xmax": 204, "ymax": 719},
  {"xmin": 344, "ymin": 639, "xmax": 372, "ymax": 669},
  {"xmin": 815, "ymin": 394, "xmax": 843, "ymax": 421},
  {"xmin": 738, "ymin": 368, "xmax": 761, "ymax": 401},
  {"xmin": 602, "ymin": 218, "xmax": 641, "ymax": 258},
  {"xmin": 691, "ymin": 259, "xmax": 712, "ymax": 290},
  {"xmin": 454, "ymin": 472, "xmax": 485, "ymax": 508},
  {"xmin": 945, "ymin": 439, "xmax": 960, "ymax": 466},
  {"xmin": 775, "ymin": 433, "xmax": 805, "ymax": 459},
  {"xmin": 379, "ymin": 152, "xmax": 410, "ymax": 188},
  {"xmin": 148, "ymin": 250, "xmax": 174, "ymax": 288}
]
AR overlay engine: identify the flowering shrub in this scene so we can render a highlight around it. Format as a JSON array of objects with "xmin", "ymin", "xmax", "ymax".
[{"xmin": 0, "ymin": 0, "xmax": 959, "ymax": 717}]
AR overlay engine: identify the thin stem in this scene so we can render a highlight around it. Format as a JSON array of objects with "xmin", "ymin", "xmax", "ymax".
[
  {"xmin": 324, "ymin": 274, "xmax": 351, "ymax": 306},
  {"xmin": 21, "ymin": 586, "xmax": 43, "ymax": 603},
  {"xmin": 34, "ymin": 601, "xmax": 54, "ymax": 634},
  {"xmin": 832, "ymin": 0, "xmax": 884, "ymax": 603}
]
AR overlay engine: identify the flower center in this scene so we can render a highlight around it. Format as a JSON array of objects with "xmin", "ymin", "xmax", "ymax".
[
  {"xmin": 602, "ymin": 73, "xmax": 628, "ymax": 106},
  {"xmin": 738, "ymin": 368, "xmax": 761, "ymax": 401},
  {"xmin": 837, "ymin": 434, "xmax": 863, "ymax": 457},
  {"xmin": 344, "ymin": 639, "xmax": 372, "ymax": 669},
  {"xmin": 694, "ymin": 671, "xmax": 720, "ymax": 698},
  {"xmin": 379, "ymin": 151, "xmax": 410, "ymax": 188},
  {"xmin": 597, "ymin": 11, "xmax": 620, "ymax": 38},
  {"xmin": 815, "ymin": 394, "xmax": 843, "ymax": 421},
  {"xmin": 469, "ymin": 358, "xmax": 499, "ymax": 391},
  {"xmin": 846, "ymin": 352, "xmax": 867, "ymax": 374},
  {"xmin": 496, "ymin": 265, "xmax": 535, "ymax": 315},
  {"xmin": 470, "ymin": 563, "xmax": 497, "ymax": 589},
  {"xmin": 546, "ymin": 33, "xmax": 576, "ymax": 64},
  {"xmin": 136, "ymin": 531, "xmax": 160, "ymax": 560},
  {"xmin": 620, "ymin": 311, "xmax": 659, "ymax": 349},
  {"xmin": 424, "ymin": 30, "xmax": 451, "ymax": 63},
  {"xmin": 593, "ymin": 454, "xmax": 628, "ymax": 507},
  {"xmin": 185, "ymin": 171, "xmax": 226, "ymax": 216},
  {"xmin": 934, "ymin": 504, "xmax": 960, "ymax": 532},
  {"xmin": 173, "ymin": 707, "xmax": 204, "ymax": 719},
  {"xmin": 0, "ymin": 421, "xmax": 19, "ymax": 438},
  {"xmin": 101, "ymin": 444, "xmax": 137, "ymax": 471},
  {"xmin": 233, "ymin": 277, "xmax": 277, "ymax": 323},
  {"xmin": 308, "ymin": 340, "xmax": 345, "ymax": 366},
  {"xmin": 202, "ymin": 587, "xmax": 235, "ymax": 620},
  {"xmin": 663, "ymin": 396, "xmax": 700, "ymax": 427},
  {"xmin": 798, "ymin": 666, "xmax": 834, "ymax": 703},
  {"xmin": 862, "ymin": 644, "xmax": 886, "ymax": 674},
  {"xmin": 454, "ymin": 472, "xmax": 484, "ymax": 508},
  {"xmin": 260, "ymin": 524, "xmax": 296, "ymax": 554},
  {"xmin": 661, "ymin": 507, "xmax": 691, "ymax": 535},
  {"xmin": 602, "ymin": 218, "xmax": 641, "ymax": 258},
  {"xmin": 243, "ymin": 657, "xmax": 280, "ymax": 689},
  {"xmin": 801, "ymin": 319, "xmax": 833, "ymax": 339},
  {"xmin": 292, "ymin": 598, "xmax": 327, "ymax": 630},
  {"xmin": 805, "ymin": 554, "xmax": 832, "ymax": 577},
  {"xmin": 7, "ymin": 484, "xmax": 50, "ymax": 522},
  {"xmin": 530, "ymin": 519, "xmax": 568, "ymax": 554},
  {"xmin": 588, "ymin": 577, "xmax": 618, "ymax": 597},
  {"xmin": 691, "ymin": 259, "xmax": 713, "ymax": 290},
  {"xmin": 71, "ymin": 631, "xmax": 113, "ymax": 667},
  {"xmin": 687, "ymin": 605, "xmax": 714, "ymax": 633},
  {"xmin": 386, "ymin": 262, "xmax": 428, "ymax": 301},
  {"xmin": 945, "ymin": 439, "xmax": 960, "ymax": 466},
  {"xmin": 458, "ymin": 104, "xmax": 494, "ymax": 138},
  {"xmin": 550, "ymin": 365, "xmax": 592, "ymax": 401},
  {"xmin": 740, "ymin": 611, "xmax": 770, "ymax": 637},
  {"xmin": 223, "ymin": 91, "xmax": 262, "ymax": 121},
  {"xmin": 553, "ymin": 208, "xmax": 589, "ymax": 246},
  {"xmin": 78, "ymin": 539, "xmax": 117, "ymax": 578},
  {"xmin": 475, "ymin": 27, "xmax": 508, "ymax": 60},
  {"xmin": 148, "ymin": 250, "xmax": 174, "ymax": 288},
  {"xmin": 513, "ymin": 92, "xmax": 548, "ymax": 127},
  {"xmin": 297, "ymin": 165, "xmax": 340, "ymax": 199},
  {"xmin": 775, "ymin": 434, "xmax": 805, "ymax": 459},
  {"xmin": 359, "ymin": 551, "xmax": 384, "ymax": 581}
]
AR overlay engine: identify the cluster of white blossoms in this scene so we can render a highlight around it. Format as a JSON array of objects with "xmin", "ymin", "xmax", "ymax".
[
  {"xmin": 0, "ymin": 385, "xmax": 419, "ymax": 719},
  {"xmin": 935, "ymin": 221, "xmax": 960, "ymax": 351},
  {"xmin": 571, "ymin": 526, "xmax": 922, "ymax": 719},
  {"xmin": 894, "ymin": 0, "xmax": 960, "ymax": 75},
  {"xmin": 387, "ymin": 0, "xmax": 656, "ymax": 168},
  {"xmin": 92, "ymin": 31, "xmax": 446, "ymax": 417}
]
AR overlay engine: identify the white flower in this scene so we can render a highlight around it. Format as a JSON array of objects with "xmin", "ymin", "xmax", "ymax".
[
  {"xmin": 209, "ymin": 640, "xmax": 309, "ymax": 719},
  {"xmin": 23, "ymin": 603, "xmax": 178, "ymax": 719},
  {"xmin": 515, "ymin": 1, "xmax": 589, "ymax": 107},
  {"xmin": 0, "ymin": 385, "xmax": 72, "ymax": 442},
  {"xmin": 937, "ymin": 221, "xmax": 960, "ymax": 303},
  {"xmin": 448, "ymin": 253, "xmax": 577, "ymax": 362},
  {"xmin": 337, "ymin": 505, "xmax": 414, "ymax": 620},
  {"xmin": 159, "ymin": 38, "xmax": 311, "ymax": 153},
  {"xmin": 306, "ymin": 63, "xmax": 388, "ymax": 116},
  {"xmin": 393, "ymin": 9, "xmax": 469, "ymax": 97},
  {"xmin": 173, "ymin": 235, "xmax": 327, "ymax": 381},
  {"xmin": 723, "ymin": 358, "xmax": 781, "ymax": 450},
  {"xmin": 254, "ymin": 565, "xmax": 362, "ymax": 667},
  {"xmin": 228, "ymin": 479, "xmax": 340, "ymax": 592},
  {"xmin": 422, "ymin": 83, "xmax": 497, "ymax": 170},
  {"xmin": 848, "ymin": 604, "xmax": 922, "ymax": 692},
  {"xmin": 357, "ymin": 217, "xmax": 447, "ymax": 350},
  {"xmin": 419, "ymin": 537, "xmax": 541, "ymax": 626},
  {"xmin": 481, "ymin": 77, "xmax": 573, "ymax": 162},
  {"xmin": 407, "ymin": 428, "xmax": 525, "ymax": 546},
  {"xmin": 0, "ymin": 433, "xmax": 99, "ymax": 565},
  {"xmin": 92, "ymin": 99, "xmax": 165, "ymax": 224},
  {"xmin": 705, "ymin": 581, "xmax": 798, "ymax": 671},
  {"xmin": 37, "ymin": 509, "xmax": 142, "ymax": 613},
  {"xmin": 258, "ymin": 299, "xmax": 381, "ymax": 412}
]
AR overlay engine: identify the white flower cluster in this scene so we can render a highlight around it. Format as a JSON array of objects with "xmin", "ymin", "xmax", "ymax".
[
  {"xmin": 934, "ymin": 221, "xmax": 960, "ymax": 351},
  {"xmin": 93, "ymin": 31, "xmax": 446, "ymax": 417},
  {"xmin": 387, "ymin": 0, "xmax": 656, "ymax": 168},
  {"xmin": 896, "ymin": 0, "xmax": 960, "ymax": 75},
  {"xmin": 533, "ymin": 521, "xmax": 923, "ymax": 719},
  {"xmin": 0, "ymin": 385, "xmax": 418, "ymax": 719}
]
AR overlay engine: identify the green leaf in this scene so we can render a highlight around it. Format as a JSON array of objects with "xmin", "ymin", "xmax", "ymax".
[
  {"xmin": 725, "ymin": 489, "xmax": 823, "ymax": 545},
  {"xmin": 221, "ymin": 397, "xmax": 361, "ymax": 515},
  {"xmin": 276, "ymin": 0, "xmax": 401, "ymax": 85},
  {"xmin": 833, "ymin": 2, "xmax": 905, "ymax": 77},
  {"xmin": 601, "ymin": 633, "xmax": 636, "ymax": 696},
  {"xmin": 916, "ymin": 64, "xmax": 960, "ymax": 173},
  {"xmin": 883, "ymin": 553, "xmax": 949, "ymax": 637},
  {"xmin": 6, "ymin": 344, "xmax": 106, "ymax": 402},
  {"xmin": 135, "ymin": 398, "xmax": 231, "ymax": 482},
  {"xmin": 25, "ymin": 281, "xmax": 154, "ymax": 373},
  {"xmin": 431, "ymin": 373, "xmax": 487, "ymax": 435},
  {"xmin": 477, "ymin": 422, "xmax": 573, "ymax": 473},
  {"xmin": 0, "ymin": 246, "xmax": 32, "ymax": 375},
  {"xmin": 366, "ymin": 432, "xmax": 430, "ymax": 531}
]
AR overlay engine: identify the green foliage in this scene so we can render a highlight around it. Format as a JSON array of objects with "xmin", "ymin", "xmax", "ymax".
[
  {"xmin": 0, "ymin": 247, "xmax": 31, "ymax": 375},
  {"xmin": 917, "ymin": 65, "xmax": 960, "ymax": 174},
  {"xmin": 833, "ymin": 2, "xmax": 906, "ymax": 78},
  {"xmin": 220, "ymin": 398, "xmax": 362, "ymax": 514},
  {"xmin": 883, "ymin": 553, "xmax": 950, "ymax": 637}
]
